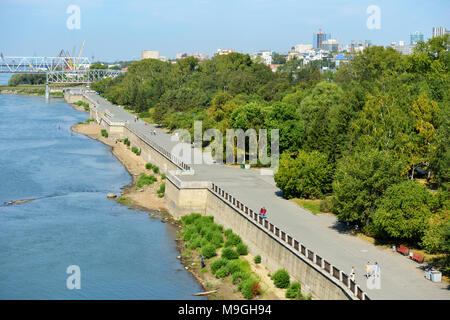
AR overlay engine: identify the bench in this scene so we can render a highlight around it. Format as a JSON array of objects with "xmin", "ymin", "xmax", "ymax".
[
  {"xmin": 397, "ymin": 245, "xmax": 410, "ymax": 256},
  {"xmin": 410, "ymin": 252, "xmax": 424, "ymax": 263}
]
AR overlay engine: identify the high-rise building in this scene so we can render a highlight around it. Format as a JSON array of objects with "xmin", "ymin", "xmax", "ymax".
[
  {"xmin": 313, "ymin": 28, "xmax": 331, "ymax": 49},
  {"xmin": 322, "ymin": 39, "xmax": 339, "ymax": 52},
  {"xmin": 294, "ymin": 44, "xmax": 313, "ymax": 54},
  {"xmin": 215, "ymin": 49, "xmax": 235, "ymax": 55},
  {"xmin": 141, "ymin": 50, "xmax": 160, "ymax": 60},
  {"xmin": 410, "ymin": 31, "xmax": 424, "ymax": 44},
  {"xmin": 432, "ymin": 27, "xmax": 448, "ymax": 38}
]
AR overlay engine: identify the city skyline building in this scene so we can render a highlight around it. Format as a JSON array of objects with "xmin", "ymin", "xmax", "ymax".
[
  {"xmin": 410, "ymin": 31, "xmax": 424, "ymax": 44},
  {"xmin": 432, "ymin": 26, "xmax": 448, "ymax": 38},
  {"xmin": 313, "ymin": 28, "xmax": 331, "ymax": 49}
]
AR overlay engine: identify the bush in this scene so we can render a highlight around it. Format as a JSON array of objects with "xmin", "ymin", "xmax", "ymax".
[
  {"xmin": 101, "ymin": 129, "xmax": 108, "ymax": 138},
  {"xmin": 152, "ymin": 166, "xmax": 160, "ymax": 174},
  {"xmin": 236, "ymin": 243, "xmax": 248, "ymax": 255},
  {"xmin": 254, "ymin": 255, "xmax": 261, "ymax": 264},
  {"xmin": 222, "ymin": 247, "xmax": 239, "ymax": 260},
  {"xmin": 145, "ymin": 163, "xmax": 153, "ymax": 170},
  {"xmin": 286, "ymin": 281, "xmax": 301, "ymax": 298},
  {"xmin": 239, "ymin": 278, "xmax": 257, "ymax": 299},
  {"xmin": 136, "ymin": 174, "xmax": 157, "ymax": 187},
  {"xmin": 161, "ymin": 173, "xmax": 166, "ymax": 180},
  {"xmin": 201, "ymin": 244, "xmax": 217, "ymax": 259},
  {"xmin": 157, "ymin": 182, "xmax": 165, "ymax": 198},
  {"xmin": 215, "ymin": 266, "xmax": 230, "ymax": 279},
  {"xmin": 224, "ymin": 229, "xmax": 233, "ymax": 238},
  {"xmin": 210, "ymin": 257, "xmax": 229, "ymax": 274},
  {"xmin": 227, "ymin": 233, "xmax": 242, "ymax": 246},
  {"xmin": 232, "ymin": 271, "xmax": 250, "ymax": 284},
  {"xmin": 188, "ymin": 235, "xmax": 202, "ymax": 249},
  {"xmin": 226, "ymin": 260, "xmax": 242, "ymax": 275},
  {"xmin": 272, "ymin": 269, "xmax": 290, "ymax": 288},
  {"xmin": 320, "ymin": 198, "xmax": 332, "ymax": 212}
]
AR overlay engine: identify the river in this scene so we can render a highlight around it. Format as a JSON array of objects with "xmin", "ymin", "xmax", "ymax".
[{"xmin": 0, "ymin": 74, "xmax": 204, "ymax": 299}]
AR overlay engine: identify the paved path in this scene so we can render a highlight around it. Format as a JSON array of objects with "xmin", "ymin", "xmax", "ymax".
[{"xmin": 76, "ymin": 89, "xmax": 449, "ymax": 300}]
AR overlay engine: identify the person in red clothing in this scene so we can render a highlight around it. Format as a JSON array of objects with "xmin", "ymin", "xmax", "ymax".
[{"xmin": 259, "ymin": 207, "xmax": 267, "ymax": 219}]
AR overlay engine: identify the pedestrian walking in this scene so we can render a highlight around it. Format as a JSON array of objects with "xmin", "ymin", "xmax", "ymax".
[
  {"xmin": 373, "ymin": 262, "xmax": 380, "ymax": 278},
  {"xmin": 259, "ymin": 207, "xmax": 267, "ymax": 219},
  {"xmin": 365, "ymin": 261, "xmax": 372, "ymax": 278},
  {"xmin": 201, "ymin": 255, "xmax": 205, "ymax": 269},
  {"xmin": 349, "ymin": 266, "xmax": 356, "ymax": 281}
]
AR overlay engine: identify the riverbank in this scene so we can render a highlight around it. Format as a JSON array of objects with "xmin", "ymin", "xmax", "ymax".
[
  {"xmin": 70, "ymin": 106, "xmax": 289, "ymax": 300},
  {"xmin": 0, "ymin": 86, "xmax": 64, "ymax": 97}
]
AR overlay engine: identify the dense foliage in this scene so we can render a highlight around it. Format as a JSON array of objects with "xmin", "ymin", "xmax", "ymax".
[
  {"xmin": 8, "ymin": 74, "xmax": 46, "ymax": 86},
  {"xmin": 93, "ymin": 36, "xmax": 449, "ymax": 261}
]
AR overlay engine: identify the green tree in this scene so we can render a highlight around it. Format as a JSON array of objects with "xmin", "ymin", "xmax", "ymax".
[
  {"xmin": 332, "ymin": 149, "xmax": 405, "ymax": 227},
  {"xmin": 275, "ymin": 150, "xmax": 333, "ymax": 199},
  {"xmin": 373, "ymin": 180, "xmax": 436, "ymax": 241}
]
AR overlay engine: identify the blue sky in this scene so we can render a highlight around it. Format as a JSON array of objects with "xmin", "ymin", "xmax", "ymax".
[{"xmin": 0, "ymin": 0, "xmax": 449, "ymax": 61}]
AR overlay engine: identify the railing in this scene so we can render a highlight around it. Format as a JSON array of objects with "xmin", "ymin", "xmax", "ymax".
[
  {"xmin": 209, "ymin": 182, "xmax": 370, "ymax": 300},
  {"xmin": 123, "ymin": 123, "xmax": 192, "ymax": 171},
  {"xmin": 74, "ymin": 91, "xmax": 369, "ymax": 300}
]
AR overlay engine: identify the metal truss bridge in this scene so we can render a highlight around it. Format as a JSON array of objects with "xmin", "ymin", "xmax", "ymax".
[
  {"xmin": 46, "ymin": 69, "xmax": 124, "ymax": 84},
  {"xmin": 0, "ymin": 56, "xmax": 91, "ymax": 73}
]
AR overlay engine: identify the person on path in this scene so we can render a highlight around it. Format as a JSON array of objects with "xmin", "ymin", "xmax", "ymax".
[
  {"xmin": 349, "ymin": 266, "xmax": 356, "ymax": 281},
  {"xmin": 201, "ymin": 255, "xmax": 205, "ymax": 269},
  {"xmin": 365, "ymin": 262, "xmax": 372, "ymax": 278},
  {"xmin": 259, "ymin": 207, "xmax": 267, "ymax": 219},
  {"xmin": 373, "ymin": 262, "xmax": 380, "ymax": 278}
]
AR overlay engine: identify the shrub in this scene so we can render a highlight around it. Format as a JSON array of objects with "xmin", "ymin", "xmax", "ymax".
[
  {"xmin": 145, "ymin": 163, "xmax": 153, "ymax": 170},
  {"xmin": 215, "ymin": 266, "xmax": 230, "ymax": 279},
  {"xmin": 232, "ymin": 271, "xmax": 250, "ymax": 284},
  {"xmin": 161, "ymin": 173, "xmax": 166, "ymax": 180},
  {"xmin": 320, "ymin": 198, "xmax": 331, "ymax": 212},
  {"xmin": 201, "ymin": 244, "xmax": 217, "ymax": 259},
  {"xmin": 152, "ymin": 166, "xmax": 160, "ymax": 174},
  {"xmin": 101, "ymin": 129, "xmax": 108, "ymax": 138},
  {"xmin": 286, "ymin": 281, "xmax": 301, "ymax": 298},
  {"xmin": 181, "ymin": 213, "xmax": 201, "ymax": 225},
  {"xmin": 254, "ymin": 255, "xmax": 261, "ymax": 264},
  {"xmin": 224, "ymin": 229, "xmax": 233, "ymax": 238},
  {"xmin": 188, "ymin": 236, "xmax": 202, "ymax": 249},
  {"xmin": 157, "ymin": 182, "xmax": 165, "ymax": 198},
  {"xmin": 210, "ymin": 258, "xmax": 229, "ymax": 274},
  {"xmin": 272, "ymin": 269, "xmax": 290, "ymax": 288},
  {"xmin": 222, "ymin": 247, "xmax": 239, "ymax": 260},
  {"xmin": 136, "ymin": 174, "xmax": 157, "ymax": 187},
  {"xmin": 236, "ymin": 243, "xmax": 248, "ymax": 255},
  {"xmin": 227, "ymin": 233, "xmax": 242, "ymax": 246},
  {"xmin": 226, "ymin": 260, "xmax": 242, "ymax": 275},
  {"xmin": 240, "ymin": 278, "xmax": 257, "ymax": 299}
]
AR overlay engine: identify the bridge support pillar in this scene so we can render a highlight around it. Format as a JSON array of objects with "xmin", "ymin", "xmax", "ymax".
[{"xmin": 45, "ymin": 83, "xmax": 49, "ymax": 100}]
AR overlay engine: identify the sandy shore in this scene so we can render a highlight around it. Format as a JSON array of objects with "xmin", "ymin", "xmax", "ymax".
[{"xmin": 70, "ymin": 108, "xmax": 287, "ymax": 300}]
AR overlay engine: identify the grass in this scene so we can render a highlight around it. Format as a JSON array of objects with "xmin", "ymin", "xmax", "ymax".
[
  {"xmin": 291, "ymin": 199, "xmax": 322, "ymax": 215},
  {"xmin": 77, "ymin": 118, "xmax": 95, "ymax": 125},
  {"xmin": 136, "ymin": 174, "xmax": 157, "ymax": 188},
  {"xmin": 116, "ymin": 196, "xmax": 132, "ymax": 206}
]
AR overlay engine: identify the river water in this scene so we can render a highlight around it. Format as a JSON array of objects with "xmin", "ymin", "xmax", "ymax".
[{"xmin": 0, "ymin": 74, "xmax": 204, "ymax": 299}]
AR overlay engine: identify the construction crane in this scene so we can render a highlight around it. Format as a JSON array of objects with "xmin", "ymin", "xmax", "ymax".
[{"xmin": 75, "ymin": 40, "xmax": 86, "ymax": 69}]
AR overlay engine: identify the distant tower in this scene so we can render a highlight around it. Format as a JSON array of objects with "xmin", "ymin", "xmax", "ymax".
[
  {"xmin": 432, "ymin": 27, "xmax": 448, "ymax": 38},
  {"xmin": 410, "ymin": 31, "xmax": 424, "ymax": 44},
  {"xmin": 313, "ymin": 27, "xmax": 330, "ymax": 49}
]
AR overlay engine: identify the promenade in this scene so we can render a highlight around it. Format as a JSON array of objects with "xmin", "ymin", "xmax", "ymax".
[{"xmin": 76, "ymin": 89, "xmax": 449, "ymax": 300}]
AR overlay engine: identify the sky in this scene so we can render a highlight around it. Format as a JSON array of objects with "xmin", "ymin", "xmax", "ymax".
[{"xmin": 0, "ymin": 0, "xmax": 449, "ymax": 62}]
